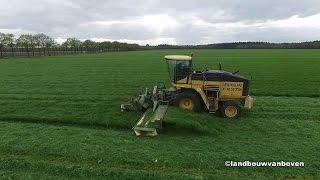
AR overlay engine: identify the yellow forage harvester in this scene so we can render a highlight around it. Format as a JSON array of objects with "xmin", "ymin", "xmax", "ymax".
[{"xmin": 121, "ymin": 54, "xmax": 254, "ymax": 136}]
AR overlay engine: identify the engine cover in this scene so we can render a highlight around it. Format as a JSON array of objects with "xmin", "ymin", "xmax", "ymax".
[{"xmin": 191, "ymin": 70, "xmax": 250, "ymax": 96}]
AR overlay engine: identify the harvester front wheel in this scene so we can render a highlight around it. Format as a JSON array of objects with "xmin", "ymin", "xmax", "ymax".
[
  {"xmin": 175, "ymin": 92, "xmax": 203, "ymax": 112},
  {"xmin": 220, "ymin": 101, "xmax": 240, "ymax": 119}
]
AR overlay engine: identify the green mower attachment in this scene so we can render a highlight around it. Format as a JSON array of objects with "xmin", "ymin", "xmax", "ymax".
[
  {"xmin": 133, "ymin": 105, "xmax": 168, "ymax": 136},
  {"xmin": 121, "ymin": 85, "xmax": 170, "ymax": 136}
]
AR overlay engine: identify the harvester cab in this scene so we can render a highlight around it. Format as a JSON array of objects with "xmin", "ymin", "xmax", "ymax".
[
  {"xmin": 165, "ymin": 55, "xmax": 193, "ymax": 83},
  {"xmin": 121, "ymin": 54, "xmax": 254, "ymax": 136}
]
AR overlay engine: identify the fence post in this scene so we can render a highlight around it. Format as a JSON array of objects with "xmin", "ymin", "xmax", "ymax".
[
  {"xmin": 11, "ymin": 45, "xmax": 14, "ymax": 57},
  {"xmin": 27, "ymin": 46, "xmax": 30, "ymax": 57}
]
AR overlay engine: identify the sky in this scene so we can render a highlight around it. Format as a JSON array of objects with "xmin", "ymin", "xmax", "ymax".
[{"xmin": 0, "ymin": 0, "xmax": 320, "ymax": 45}]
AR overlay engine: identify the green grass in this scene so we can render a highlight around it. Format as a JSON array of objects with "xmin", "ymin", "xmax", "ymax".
[{"xmin": 0, "ymin": 49, "xmax": 320, "ymax": 179}]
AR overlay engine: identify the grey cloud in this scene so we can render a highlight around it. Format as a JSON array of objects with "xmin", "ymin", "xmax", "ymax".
[{"xmin": 0, "ymin": 0, "xmax": 320, "ymax": 44}]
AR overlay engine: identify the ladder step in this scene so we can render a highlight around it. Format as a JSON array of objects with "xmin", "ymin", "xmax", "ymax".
[{"xmin": 205, "ymin": 88, "xmax": 219, "ymax": 91}]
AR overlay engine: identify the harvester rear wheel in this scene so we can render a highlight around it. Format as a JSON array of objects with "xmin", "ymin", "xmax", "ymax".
[
  {"xmin": 220, "ymin": 101, "xmax": 240, "ymax": 119},
  {"xmin": 175, "ymin": 91, "xmax": 203, "ymax": 112}
]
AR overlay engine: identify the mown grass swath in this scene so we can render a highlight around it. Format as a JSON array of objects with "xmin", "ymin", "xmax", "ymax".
[{"xmin": 0, "ymin": 49, "xmax": 319, "ymax": 179}]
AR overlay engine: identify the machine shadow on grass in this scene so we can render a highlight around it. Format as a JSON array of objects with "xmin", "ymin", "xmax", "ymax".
[{"xmin": 161, "ymin": 108, "xmax": 231, "ymax": 136}]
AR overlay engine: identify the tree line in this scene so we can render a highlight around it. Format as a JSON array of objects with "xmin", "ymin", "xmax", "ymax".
[
  {"xmin": 155, "ymin": 41, "xmax": 320, "ymax": 49},
  {"xmin": 0, "ymin": 33, "xmax": 142, "ymax": 58},
  {"xmin": 1, "ymin": 32, "xmax": 320, "ymax": 58}
]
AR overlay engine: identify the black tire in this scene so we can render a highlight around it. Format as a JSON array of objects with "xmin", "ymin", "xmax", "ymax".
[
  {"xmin": 219, "ymin": 101, "xmax": 240, "ymax": 119},
  {"xmin": 175, "ymin": 91, "xmax": 204, "ymax": 112}
]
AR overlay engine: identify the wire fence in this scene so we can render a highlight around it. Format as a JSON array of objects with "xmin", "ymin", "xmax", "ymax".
[{"xmin": 0, "ymin": 47, "xmax": 123, "ymax": 58}]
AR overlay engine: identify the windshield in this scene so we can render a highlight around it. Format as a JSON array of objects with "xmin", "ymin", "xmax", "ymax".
[{"xmin": 166, "ymin": 60, "xmax": 191, "ymax": 82}]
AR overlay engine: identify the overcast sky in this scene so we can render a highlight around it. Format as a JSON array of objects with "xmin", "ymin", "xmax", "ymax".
[{"xmin": 1, "ymin": 0, "xmax": 320, "ymax": 45}]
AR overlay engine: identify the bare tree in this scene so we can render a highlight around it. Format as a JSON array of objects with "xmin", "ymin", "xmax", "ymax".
[
  {"xmin": 0, "ymin": 33, "xmax": 5, "ymax": 58},
  {"xmin": 45, "ymin": 37, "xmax": 55, "ymax": 55},
  {"xmin": 17, "ymin": 34, "xmax": 33, "ymax": 57},
  {"xmin": 30, "ymin": 35, "xmax": 37, "ymax": 56},
  {"xmin": 0, "ymin": 33, "xmax": 16, "ymax": 57},
  {"xmin": 99, "ymin": 41, "xmax": 112, "ymax": 51},
  {"xmin": 82, "ymin": 40, "xmax": 97, "ymax": 52},
  {"xmin": 34, "ymin": 33, "xmax": 52, "ymax": 56},
  {"xmin": 5, "ymin": 34, "xmax": 15, "ymax": 56},
  {"xmin": 63, "ymin": 38, "xmax": 82, "ymax": 53}
]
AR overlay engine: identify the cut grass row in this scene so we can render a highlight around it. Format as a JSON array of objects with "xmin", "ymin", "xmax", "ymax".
[
  {"xmin": 0, "ymin": 96, "xmax": 319, "ymax": 179},
  {"xmin": 0, "ymin": 94, "xmax": 319, "ymax": 132}
]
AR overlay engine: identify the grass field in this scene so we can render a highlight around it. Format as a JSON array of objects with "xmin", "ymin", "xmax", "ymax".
[{"xmin": 0, "ymin": 49, "xmax": 319, "ymax": 179}]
